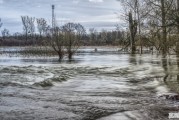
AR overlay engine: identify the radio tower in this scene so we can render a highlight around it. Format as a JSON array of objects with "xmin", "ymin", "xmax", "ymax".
[{"xmin": 52, "ymin": 5, "xmax": 55, "ymax": 29}]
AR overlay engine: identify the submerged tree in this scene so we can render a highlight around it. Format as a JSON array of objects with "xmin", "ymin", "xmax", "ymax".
[
  {"xmin": 46, "ymin": 26, "xmax": 65, "ymax": 61},
  {"xmin": 176, "ymin": 0, "xmax": 179, "ymax": 55},
  {"xmin": 117, "ymin": 0, "xmax": 148, "ymax": 54},
  {"xmin": 146, "ymin": 0, "xmax": 174, "ymax": 56},
  {"xmin": 117, "ymin": 0, "xmax": 179, "ymax": 55},
  {"xmin": 62, "ymin": 23, "xmax": 86, "ymax": 60},
  {"xmin": 129, "ymin": 12, "xmax": 137, "ymax": 54},
  {"xmin": 170, "ymin": 0, "xmax": 179, "ymax": 55},
  {"xmin": 45, "ymin": 22, "xmax": 85, "ymax": 61}
]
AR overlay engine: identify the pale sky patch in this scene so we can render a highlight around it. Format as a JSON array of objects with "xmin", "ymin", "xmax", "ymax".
[
  {"xmin": 89, "ymin": 0, "xmax": 103, "ymax": 3},
  {"xmin": 0, "ymin": 0, "xmax": 3, "ymax": 4},
  {"xmin": 73, "ymin": 0, "xmax": 79, "ymax": 4}
]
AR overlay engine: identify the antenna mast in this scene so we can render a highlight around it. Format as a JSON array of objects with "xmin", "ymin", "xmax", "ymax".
[{"xmin": 52, "ymin": 5, "xmax": 55, "ymax": 29}]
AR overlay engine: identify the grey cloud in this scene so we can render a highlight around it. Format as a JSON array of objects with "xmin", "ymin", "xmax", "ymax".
[{"xmin": 0, "ymin": 0, "xmax": 123, "ymax": 33}]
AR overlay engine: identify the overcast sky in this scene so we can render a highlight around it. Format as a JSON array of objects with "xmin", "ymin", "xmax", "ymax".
[{"xmin": 0, "ymin": 0, "xmax": 124, "ymax": 34}]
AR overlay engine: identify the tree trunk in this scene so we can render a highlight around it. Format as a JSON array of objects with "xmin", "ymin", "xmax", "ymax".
[
  {"xmin": 58, "ymin": 51, "xmax": 63, "ymax": 61},
  {"xmin": 68, "ymin": 51, "xmax": 73, "ymax": 60},
  {"xmin": 136, "ymin": 0, "xmax": 142, "ymax": 54},
  {"xmin": 68, "ymin": 35, "xmax": 73, "ymax": 60},
  {"xmin": 129, "ymin": 12, "xmax": 136, "ymax": 54},
  {"xmin": 161, "ymin": 0, "xmax": 167, "ymax": 56},
  {"xmin": 25, "ymin": 31, "xmax": 28, "ymax": 45},
  {"xmin": 176, "ymin": 0, "xmax": 179, "ymax": 55},
  {"xmin": 177, "ymin": 0, "xmax": 179, "ymax": 82}
]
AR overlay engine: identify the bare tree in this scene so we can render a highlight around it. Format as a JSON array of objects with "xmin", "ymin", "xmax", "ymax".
[
  {"xmin": 176, "ymin": 0, "xmax": 179, "ymax": 55},
  {"xmin": 21, "ymin": 16, "xmax": 29, "ymax": 42},
  {"xmin": 36, "ymin": 18, "xmax": 48, "ymax": 37},
  {"xmin": 28, "ymin": 17, "xmax": 35, "ymax": 37},
  {"xmin": 117, "ymin": 0, "xmax": 149, "ymax": 54},
  {"xmin": 1, "ymin": 28, "xmax": 9, "ymax": 40},
  {"xmin": 146, "ymin": 0, "xmax": 174, "ymax": 56},
  {"xmin": 62, "ymin": 22, "xmax": 86, "ymax": 60},
  {"xmin": 89, "ymin": 28, "xmax": 98, "ymax": 45},
  {"xmin": 101, "ymin": 29, "xmax": 108, "ymax": 45},
  {"xmin": 170, "ymin": 0, "xmax": 179, "ymax": 55},
  {"xmin": 0, "ymin": 19, "xmax": 3, "ymax": 29},
  {"xmin": 129, "ymin": 11, "xmax": 137, "ymax": 54},
  {"xmin": 0, "ymin": 19, "xmax": 3, "ymax": 45},
  {"xmin": 21, "ymin": 16, "xmax": 35, "ymax": 44},
  {"xmin": 161, "ymin": 0, "xmax": 167, "ymax": 56},
  {"xmin": 46, "ymin": 26, "xmax": 65, "ymax": 61}
]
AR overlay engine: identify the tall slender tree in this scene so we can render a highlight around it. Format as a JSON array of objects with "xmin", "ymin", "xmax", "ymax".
[
  {"xmin": 129, "ymin": 11, "xmax": 137, "ymax": 54},
  {"xmin": 21, "ymin": 16, "xmax": 35, "ymax": 44},
  {"xmin": 36, "ymin": 18, "xmax": 47, "ymax": 37},
  {"xmin": 1, "ymin": 28, "xmax": 9, "ymax": 40}
]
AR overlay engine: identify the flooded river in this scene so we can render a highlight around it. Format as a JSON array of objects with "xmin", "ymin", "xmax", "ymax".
[{"xmin": 0, "ymin": 47, "xmax": 179, "ymax": 120}]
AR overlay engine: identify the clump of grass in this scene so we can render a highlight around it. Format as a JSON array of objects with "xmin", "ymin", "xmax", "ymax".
[
  {"xmin": 33, "ymin": 80, "xmax": 53, "ymax": 87},
  {"xmin": 51, "ymin": 76, "xmax": 68, "ymax": 82},
  {"xmin": 33, "ymin": 75, "xmax": 68, "ymax": 87}
]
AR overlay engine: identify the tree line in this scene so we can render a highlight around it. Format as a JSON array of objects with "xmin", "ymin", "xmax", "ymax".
[
  {"xmin": 1, "ymin": 0, "xmax": 179, "ymax": 60},
  {"xmin": 0, "ymin": 15, "xmax": 129, "ymax": 60},
  {"xmin": 0, "ymin": 18, "xmax": 127, "ymax": 47}
]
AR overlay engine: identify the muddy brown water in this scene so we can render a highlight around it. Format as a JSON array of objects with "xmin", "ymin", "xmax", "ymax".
[{"xmin": 0, "ymin": 47, "xmax": 179, "ymax": 120}]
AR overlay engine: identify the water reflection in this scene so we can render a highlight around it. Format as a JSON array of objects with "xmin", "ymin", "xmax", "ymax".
[
  {"xmin": 128, "ymin": 54, "xmax": 145, "ymax": 65},
  {"xmin": 162, "ymin": 56, "xmax": 168, "ymax": 72},
  {"xmin": 161, "ymin": 55, "xmax": 179, "ymax": 93},
  {"xmin": 138, "ymin": 56, "xmax": 143, "ymax": 65},
  {"xmin": 177, "ymin": 55, "xmax": 179, "ymax": 84},
  {"xmin": 162, "ymin": 56, "xmax": 168, "ymax": 84},
  {"xmin": 129, "ymin": 54, "xmax": 137, "ymax": 65}
]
